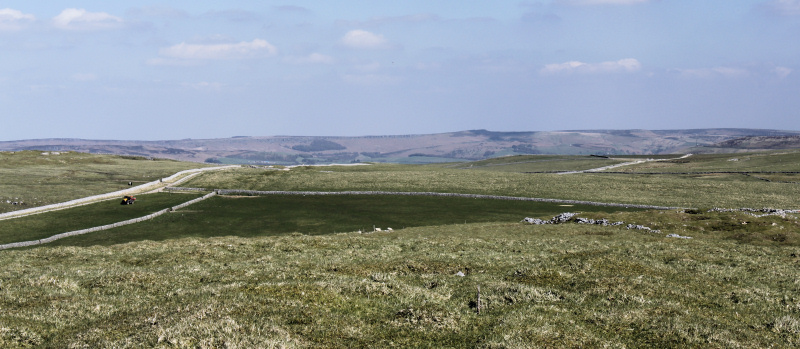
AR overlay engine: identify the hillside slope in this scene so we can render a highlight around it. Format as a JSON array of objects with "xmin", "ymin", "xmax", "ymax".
[{"xmin": 2, "ymin": 128, "xmax": 798, "ymax": 164}]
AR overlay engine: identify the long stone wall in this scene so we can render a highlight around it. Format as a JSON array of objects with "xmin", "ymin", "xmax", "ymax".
[
  {"xmin": 213, "ymin": 189, "xmax": 681, "ymax": 210},
  {"xmin": 0, "ymin": 192, "xmax": 217, "ymax": 251}
]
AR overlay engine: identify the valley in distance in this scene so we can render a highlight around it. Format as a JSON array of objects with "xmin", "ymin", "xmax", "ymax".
[{"xmin": 3, "ymin": 128, "xmax": 800, "ymax": 165}]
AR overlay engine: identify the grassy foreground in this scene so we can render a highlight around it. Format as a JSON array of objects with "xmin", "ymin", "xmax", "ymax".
[{"xmin": 1, "ymin": 219, "xmax": 799, "ymax": 348}]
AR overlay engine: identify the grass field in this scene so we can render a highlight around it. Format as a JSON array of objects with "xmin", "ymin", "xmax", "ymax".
[
  {"xmin": 183, "ymin": 163, "xmax": 800, "ymax": 209},
  {"xmin": 41, "ymin": 195, "xmax": 644, "ymax": 247},
  {"xmin": 447, "ymin": 155, "xmax": 628, "ymax": 172},
  {"xmin": 0, "ymin": 192, "xmax": 202, "ymax": 245},
  {"xmin": 2, "ymin": 150, "xmax": 800, "ymax": 347},
  {"xmin": 0, "ymin": 151, "xmax": 209, "ymax": 214}
]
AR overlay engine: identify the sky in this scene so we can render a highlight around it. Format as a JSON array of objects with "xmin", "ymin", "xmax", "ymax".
[{"xmin": 1, "ymin": 0, "xmax": 799, "ymax": 141}]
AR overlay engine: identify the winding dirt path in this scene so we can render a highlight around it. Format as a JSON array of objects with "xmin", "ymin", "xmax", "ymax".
[
  {"xmin": 556, "ymin": 154, "xmax": 692, "ymax": 174},
  {"xmin": 0, "ymin": 165, "xmax": 238, "ymax": 221}
]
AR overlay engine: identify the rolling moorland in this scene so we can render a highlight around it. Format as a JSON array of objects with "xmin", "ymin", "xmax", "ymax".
[
  {"xmin": 2, "ymin": 128, "xmax": 800, "ymax": 165},
  {"xmin": 0, "ymin": 150, "xmax": 799, "ymax": 347}
]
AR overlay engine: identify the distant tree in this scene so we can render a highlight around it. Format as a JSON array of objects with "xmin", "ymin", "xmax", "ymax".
[{"xmin": 204, "ymin": 158, "xmax": 222, "ymax": 164}]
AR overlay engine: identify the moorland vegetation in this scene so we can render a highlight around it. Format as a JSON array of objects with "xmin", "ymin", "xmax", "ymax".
[{"xmin": 0, "ymin": 151, "xmax": 799, "ymax": 348}]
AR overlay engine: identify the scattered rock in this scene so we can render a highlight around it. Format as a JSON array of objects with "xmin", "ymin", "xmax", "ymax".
[
  {"xmin": 552, "ymin": 212, "xmax": 578, "ymax": 223},
  {"xmin": 522, "ymin": 212, "xmax": 577, "ymax": 225},
  {"xmin": 626, "ymin": 224, "xmax": 661, "ymax": 233},
  {"xmin": 575, "ymin": 217, "xmax": 624, "ymax": 226},
  {"xmin": 455, "ymin": 271, "xmax": 465, "ymax": 277},
  {"xmin": 708, "ymin": 207, "xmax": 800, "ymax": 218},
  {"xmin": 522, "ymin": 217, "xmax": 547, "ymax": 225},
  {"xmin": 666, "ymin": 233, "xmax": 692, "ymax": 239}
]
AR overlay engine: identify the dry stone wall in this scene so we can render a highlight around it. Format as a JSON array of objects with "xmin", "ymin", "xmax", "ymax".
[
  {"xmin": 0, "ymin": 192, "xmax": 217, "ymax": 250},
  {"xmin": 211, "ymin": 189, "xmax": 681, "ymax": 210}
]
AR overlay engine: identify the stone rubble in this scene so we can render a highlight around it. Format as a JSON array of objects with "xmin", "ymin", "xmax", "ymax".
[
  {"xmin": 523, "ymin": 213, "xmax": 665, "ymax": 235},
  {"xmin": 575, "ymin": 217, "xmax": 625, "ymax": 226},
  {"xmin": 625, "ymin": 224, "xmax": 661, "ymax": 233},
  {"xmin": 522, "ymin": 212, "xmax": 578, "ymax": 225},
  {"xmin": 708, "ymin": 207, "xmax": 800, "ymax": 218},
  {"xmin": 666, "ymin": 233, "xmax": 692, "ymax": 239}
]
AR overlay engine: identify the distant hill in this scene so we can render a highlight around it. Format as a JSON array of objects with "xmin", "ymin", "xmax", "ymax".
[
  {"xmin": 698, "ymin": 135, "xmax": 800, "ymax": 153},
  {"xmin": 2, "ymin": 129, "xmax": 799, "ymax": 165}
]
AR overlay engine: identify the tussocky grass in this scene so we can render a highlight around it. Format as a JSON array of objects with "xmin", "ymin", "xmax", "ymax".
[{"xmin": 0, "ymin": 218, "xmax": 798, "ymax": 347}]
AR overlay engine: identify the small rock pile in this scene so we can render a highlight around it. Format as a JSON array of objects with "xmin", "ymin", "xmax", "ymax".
[
  {"xmin": 575, "ymin": 217, "xmax": 625, "ymax": 226},
  {"xmin": 666, "ymin": 233, "xmax": 692, "ymax": 239},
  {"xmin": 625, "ymin": 224, "xmax": 661, "ymax": 233},
  {"xmin": 708, "ymin": 207, "xmax": 799, "ymax": 218},
  {"xmin": 523, "ymin": 213, "xmax": 665, "ymax": 235},
  {"xmin": 522, "ymin": 212, "xmax": 578, "ymax": 225}
]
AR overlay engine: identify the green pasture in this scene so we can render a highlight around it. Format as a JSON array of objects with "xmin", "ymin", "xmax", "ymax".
[
  {"xmin": 1, "ymin": 218, "xmax": 798, "ymax": 347},
  {"xmin": 0, "ymin": 151, "xmax": 209, "ymax": 213},
  {"xmin": 448, "ymin": 155, "xmax": 628, "ymax": 172},
  {"xmin": 0, "ymin": 193, "xmax": 201, "ymax": 245},
  {"xmin": 42, "ymin": 195, "xmax": 641, "ymax": 247},
  {"xmin": 184, "ymin": 164, "xmax": 800, "ymax": 209}
]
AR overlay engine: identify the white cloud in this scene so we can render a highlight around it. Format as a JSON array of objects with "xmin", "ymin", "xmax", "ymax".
[
  {"xmin": 0, "ymin": 8, "xmax": 35, "ymax": 31},
  {"xmin": 675, "ymin": 67, "xmax": 750, "ymax": 79},
  {"xmin": 53, "ymin": 8, "xmax": 123, "ymax": 30},
  {"xmin": 341, "ymin": 30, "xmax": 388, "ymax": 49},
  {"xmin": 774, "ymin": 66, "xmax": 793, "ymax": 79},
  {"xmin": 284, "ymin": 53, "xmax": 334, "ymax": 64},
  {"xmin": 159, "ymin": 39, "xmax": 277, "ymax": 60},
  {"xmin": 712, "ymin": 67, "xmax": 750, "ymax": 78},
  {"xmin": 763, "ymin": 0, "xmax": 800, "ymax": 16},
  {"xmin": 540, "ymin": 58, "xmax": 642, "ymax": 74}
]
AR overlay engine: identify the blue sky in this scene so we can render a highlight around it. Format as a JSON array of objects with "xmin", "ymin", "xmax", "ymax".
[{"xmin": 1, "ymin": 0, "xmax": 799, "ymax": 140}]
